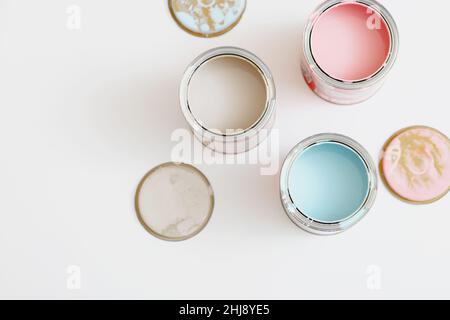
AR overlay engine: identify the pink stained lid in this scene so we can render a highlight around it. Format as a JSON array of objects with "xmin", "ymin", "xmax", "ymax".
[
  {"xmin": 380, "ymin": 126, "xmax": 450, "ymax": 204},
  {"xmin": 310, "ymin": 2, "xmax": 392, "ymax": 82}
]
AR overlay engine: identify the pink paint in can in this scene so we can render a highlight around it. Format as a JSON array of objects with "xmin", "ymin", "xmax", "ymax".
[{"xmin": 301, "ymin": 0, "xmax": 399, "ymax": 104}]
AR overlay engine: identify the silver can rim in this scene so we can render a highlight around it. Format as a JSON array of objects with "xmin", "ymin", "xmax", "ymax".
[
  {"xmin": 280, "ymin": 133, "xmax": 378, "ymax": 235},
  {"xmin": 180, "ymin": 46, "xmax": 276, "ymax": 142},
  {"xmin": 303, "ymin": 0, "xmax": 400, "ymax": 90}
]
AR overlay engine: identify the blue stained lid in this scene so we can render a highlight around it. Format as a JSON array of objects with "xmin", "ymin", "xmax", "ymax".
[{"xmin": 169, "ymin": 0, "xmax": 246, "ymax": 37}]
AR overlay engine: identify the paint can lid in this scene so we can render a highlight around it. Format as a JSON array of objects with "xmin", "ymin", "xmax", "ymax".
[
  {"xmin": 135, "ymin": 162, "xmax": 214, "ymax": 241},
  {"xmin": 169, "ymin": 0, "xmax": 246, "ymax": 37},
  {"xmin": 380, "ymin": 126, "xmax": 450, "ymax": 204}
]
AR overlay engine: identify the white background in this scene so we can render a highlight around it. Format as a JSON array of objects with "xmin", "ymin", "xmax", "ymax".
[{"xmin": 0, "ymin": 0, "xmax": 449, "ymax": 299}]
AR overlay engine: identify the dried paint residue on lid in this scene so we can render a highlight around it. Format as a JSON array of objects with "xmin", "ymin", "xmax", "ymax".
[
  {"xmin": 135, "ymin": 162, "xmax": 214, "ymax": 241},
  {"xmin": 381, "ymin": 126, "xmax": 450, "ymax": 204},
  {"xmin": 169, "ymin": 0, "xmax": 246, "ymax": 37}
]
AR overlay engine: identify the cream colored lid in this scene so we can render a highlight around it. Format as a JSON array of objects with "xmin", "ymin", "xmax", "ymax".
[{"xmin": 135, "ymin": 163, "xmax": 214, "ymax": 241}]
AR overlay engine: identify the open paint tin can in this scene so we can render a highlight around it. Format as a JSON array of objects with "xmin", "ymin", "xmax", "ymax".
[
  {"xmin": 180, "ymin": 47, "xmax": 276, "ymax": 154},
  {"xmin": 301, "ymin": 0, "xmax": 399, "ymax": 104},
  {"xmin": 280, "ymin": 134, "xmax": 378, "ymax": 235}
]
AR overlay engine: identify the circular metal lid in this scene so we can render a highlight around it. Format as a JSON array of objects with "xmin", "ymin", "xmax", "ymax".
[
  {"xmin": 135, "ymin": 162, "xmax": 214, "ymax": 241},
  {"xmin": 380, "ymin": 126, "xmax": 450, "ymax": 204},
  {"xmin": 169, "ymin": 0, "xmax": 246, "ymax": 37}
]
